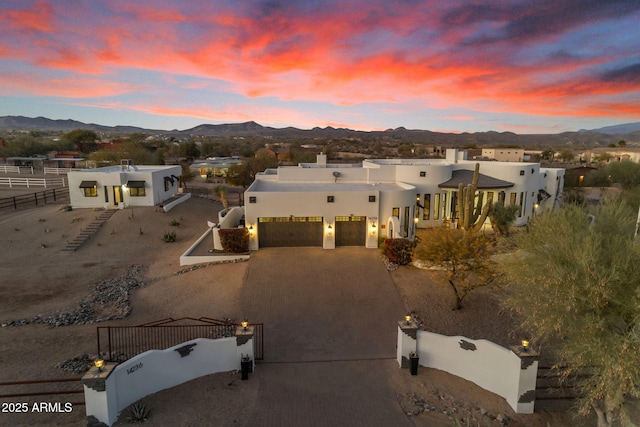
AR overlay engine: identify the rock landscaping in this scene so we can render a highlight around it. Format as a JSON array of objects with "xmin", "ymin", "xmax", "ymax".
[{"xmin": 1, "ymin": 265, "xmax": 146, "ymax": 328}]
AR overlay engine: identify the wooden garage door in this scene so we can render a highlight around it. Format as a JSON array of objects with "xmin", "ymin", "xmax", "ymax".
[
  {"xmin": 258, "ymin": 217, "xmax": 323, "ymax": 247},
  {"xmin": 335, "ymin": 216, "xmax": 366, "ymax": 246}
]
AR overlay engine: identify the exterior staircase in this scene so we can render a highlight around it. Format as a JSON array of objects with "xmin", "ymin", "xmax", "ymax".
[{"xmin": 61, "ymin": 209, "xmax": 118, "ymax": 252}]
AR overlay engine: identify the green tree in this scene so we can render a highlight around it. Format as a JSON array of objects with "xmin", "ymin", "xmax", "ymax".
[
  {"xmin": 414, "ymin": 227, "xmax": 495, "ymax": 310},
  {"xmin": 62, "ymin": 129, "xmax": 98, "ymax": 153},
  {"xmin": 498, "ymin": 200, "xmax": 640, "ymax": 426},
  {"xmin": 0, "ymin": 134, "xmax": 48, "ymax": 157},
  {"xmin": 488, "ymin": 201, "xmax": 519, "ymax": 236},
  {"xmin": 618, "ymin": 140, "xmax": 626, "ymax": 147},
  {"xmin": 179, "ymin": 141, "xmax": 200, "ymax": 160},
  {"xmin": 226, "ymin": 152, "xmax": 278, "ymax": 189},
  {"xmin": 586, "ymin": 160, "xmax": 640, "ymax": 189},
  {"xmin": 559, "ymin": 148, "xmax": 575, "ymax": 163}
]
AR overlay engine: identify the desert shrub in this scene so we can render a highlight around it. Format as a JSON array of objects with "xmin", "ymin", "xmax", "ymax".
[
  {"xmin": 163, "ymin": 231, "xmax": 176, "ymax": 242},
  {"xmin": 218, "ymin": 228, "xmax": 249, "ymax": 253},
  {"xmin": 382, "ymin": 238, "xmax": 416, "ymax": 265},
  {"xmin": 169, "ymin": 219, "xmax": 180, "ymax": 227},
  {"xmin": 127, "ymin": 401, "xmax": 151, "ymax": 423}
]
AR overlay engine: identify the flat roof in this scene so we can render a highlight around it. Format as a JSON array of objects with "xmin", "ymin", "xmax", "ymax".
[{"xmin": 249, "ymin": 181, "xmax": 412, "ymax": 192}]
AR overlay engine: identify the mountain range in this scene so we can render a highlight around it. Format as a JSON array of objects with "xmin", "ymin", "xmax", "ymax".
[{"xmin": 1, "ymin": 115, "xmax": 639, "ymax": 147}]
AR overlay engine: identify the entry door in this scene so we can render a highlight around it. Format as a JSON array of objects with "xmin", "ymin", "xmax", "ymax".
[{"xmin": 113, "ymin": 186, "xmax": 123, "ymax": 204}]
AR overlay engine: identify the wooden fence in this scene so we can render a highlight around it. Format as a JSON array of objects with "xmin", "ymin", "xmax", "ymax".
[
  {"xmin": 0, "ymin": 177, "xmax": 66, "ymax": 188},
  {"xmin": 0, "ymin": 188, "xmax": 70, "ymax": 211},
  {"xmin": 0, "ymin": 377, "xmax": 84, "ymax": 406}
]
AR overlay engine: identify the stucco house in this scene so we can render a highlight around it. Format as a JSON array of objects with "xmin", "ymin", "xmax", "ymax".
[
  {"xmin": 67, "ymin": 162, "xmax": 182, "ymax": 209},
  {"xmin": 244, "ymin": 149, "xmax": 564, "ymax": 250}
]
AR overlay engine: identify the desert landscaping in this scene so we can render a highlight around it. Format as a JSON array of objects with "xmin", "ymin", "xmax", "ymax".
[{"xmin": 0, "ymin": 193, "xmax": 616, "ymax": 426}]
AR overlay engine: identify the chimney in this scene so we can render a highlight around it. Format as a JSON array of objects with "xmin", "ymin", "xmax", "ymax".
[{"xmin": 317, "ymin": 152, "xmax": 327, "ymax": 166}]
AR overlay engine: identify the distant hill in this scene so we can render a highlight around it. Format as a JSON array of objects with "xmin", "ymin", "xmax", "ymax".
[
  {"xmin": 585, "ymin": 122, "xmax": 640, "ymax": 135},
  {"xmin": 1, "ymin": 115, "xmax": 639, "ymax": 147}
]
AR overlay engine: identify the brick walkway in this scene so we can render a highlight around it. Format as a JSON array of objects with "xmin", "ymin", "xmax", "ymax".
[{"xmin": 241, "ymin": 247, "xmax": 412, "ymax": 426}]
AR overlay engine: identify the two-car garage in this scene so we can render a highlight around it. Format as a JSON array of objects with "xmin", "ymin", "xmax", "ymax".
[{"xmin": 257, "ymin": 216, "xmax": 366, "ymax": 247}]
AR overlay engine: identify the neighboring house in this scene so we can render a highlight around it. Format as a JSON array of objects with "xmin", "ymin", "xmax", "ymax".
[
  {"xmin": 564, "ymin": 166, "xmax": 598, "ymax": 187},
  {"xmin": 580, "ymin": 148, "xmax": 640, "ymax": 164},
  {"xmin": 67, "ymin": 162, "xmax": 182, "ymax": 209},
  {"xmin": 481, "ymin": 148, "xmax": 525, "ymax": 162},
  {"xmin": 244, "ymin": 149, "xmax": 564, "ymax": 250}
]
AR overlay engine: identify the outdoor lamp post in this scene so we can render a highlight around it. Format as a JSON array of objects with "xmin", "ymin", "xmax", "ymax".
[{"xmin": 94, "ymin": 359, "xmax": 104, "ymax": 372}]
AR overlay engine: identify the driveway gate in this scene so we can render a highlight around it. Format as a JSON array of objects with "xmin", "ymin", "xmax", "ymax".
[{"xmin": 97, "ymin": 317, "xmax": 264, "ymax": 362}]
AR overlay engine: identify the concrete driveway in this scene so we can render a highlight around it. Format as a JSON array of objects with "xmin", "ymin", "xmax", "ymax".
[{"xmin": 240, "ymin": 247, "xmax": 412, "ymax": 426}]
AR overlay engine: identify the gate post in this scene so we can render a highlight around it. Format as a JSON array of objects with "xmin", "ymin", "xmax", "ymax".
[
  {"xmin": 397, "ymin": 317, "xmax": 418, "ymax": 368},
  {"xmin": 509, "ymin": 344, "xmax": 539, "ymax": 414},
  {"xmin": 235, "ymin": 325, "xmax": 255, "ymax": 373},
  {"xmin": 82, "ymin": 362, "xmax": 117, "ymax": 426}
]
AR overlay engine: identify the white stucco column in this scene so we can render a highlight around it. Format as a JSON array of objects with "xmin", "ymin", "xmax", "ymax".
[
  {"xmin": 235, "ymin": 326, "xmax": 255, "ymax": 371},
  {"xmin": 508, "ymin": 345, "xmax": 539, "ymax": 414},
  {"xmin": 323, "ymin": 219, "xmax": 335, "ymax": 249},
  {"xmin": 396, "ymin": 318, "xmax": 418, "ymax": 368},
  {"xmin": 82, "ymin": 363, "xmax": 118, "ymax": 426}
]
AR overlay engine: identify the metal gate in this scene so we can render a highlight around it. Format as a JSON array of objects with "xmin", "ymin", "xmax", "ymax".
[
  {"xmin": 258, "ymin": 216, "xmax": 323, "ymax": 247},
  {"xmin": 335, "ymin": 216, "xmax": 366, "ymax": 246},
  {"xmin": 97, "ymin": 317, "xmax": 264, "ymax": 362}
]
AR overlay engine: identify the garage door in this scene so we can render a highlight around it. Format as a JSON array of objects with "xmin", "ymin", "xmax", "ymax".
[
  {"xmin": 258, "ymin": 217, "xmax": 323, "ymax": 247},
  {"xmin": 335, "ymin": 216, "xmax": 366, "ymax": 246}
]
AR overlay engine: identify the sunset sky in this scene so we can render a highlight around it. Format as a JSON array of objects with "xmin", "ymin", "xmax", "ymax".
[{"xmin": 1, "ymin": 0, "xmax": 639, "ymax": 133}]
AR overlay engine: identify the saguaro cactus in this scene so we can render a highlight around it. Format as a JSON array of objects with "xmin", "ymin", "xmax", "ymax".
[{"xmin": 456, "ymin": 163, "xmax": 491, "ymax": 233}]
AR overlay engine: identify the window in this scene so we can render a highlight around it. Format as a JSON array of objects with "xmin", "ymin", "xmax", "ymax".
[
  {"xmin": 420, "ymin": 171, "xmax": 426, "ymax": 177},
  {"xmin": 164, "ymin": 179, "xmax": 170, "ymax": 191},
  {"xmin": 404, "ymin": 207, "xmax": 410, "ymax": 237},
  {"xmin": 520, "ymin": 170, "xmax": 525, "ymax": 176},
  {"xmin": 392, "ymin": 207, "xmax": 399, "ymax": 218},
  {"xmin": 327, "ymin": 195, "xmax": 334, "ymax": 203},
  {"xmin": 415, "ymin": 194, "xmax": 420, "ymax": 219},
  {"xmin": 433, "ymin": 194, "xmax": 440, "ymax": 220},
  {"xmin": 423, "ymin": 194, "xmax": 430, "ymax": 220},
  {"xmin": 130, "ymin": 187, "xmax": 146, "ymax": 197},
  {"xmin": 369, "ymin": 195, "xmax": 376, "ymax": 202},
  {"xmin": 510, "ymin": 192, "xmax": 517, "ymax": 206},
  {"xmin": 442, "ymin": 193, "xmax": 447, "ymax": 219},
  {"xmin": 518, "ymin": 192, "xmax": 524, "ymax": 217},
  {"xmin": 487, "ymin": 191, "xmax": 494, "ymax": 202},
  {"xmin": 126, "ymin": 180, "xmax": 145, "ymax": 197},
  {"xmin": 498, "ymin": 191, "xmax": 506, "ymax": 204},
  {"xmin": 79, "ymin": 180, "xmax": 97, "ymax": 197},
  {"xmin": 451, "ymin": 192, "xmax": 458, "ymax": 219},
  {"xmin": 249, "ymin": 196, "xmax": 257, "ymax": 203}
]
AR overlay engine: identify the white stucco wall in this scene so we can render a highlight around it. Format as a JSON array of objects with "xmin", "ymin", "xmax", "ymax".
[
  {"xmin": 67, "ymin": 165, "xmax": 181, "ymax": 209},
  {"xmin": 84, "ymin": 333, "xmax": 255, "ymax": 426},
  {"xmin": 245, "ymin": 184, "xmax": 385, "ymax": 249},
  {"xmin": 416, "ymin": 331, "xmax": 536, "ymax": 414},
  {"xmin": 244, "ymin": 150, "xmax": 561, "ymax": 249}
]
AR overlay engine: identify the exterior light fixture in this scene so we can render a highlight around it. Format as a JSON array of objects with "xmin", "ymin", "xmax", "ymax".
[
  {"xmin": 370, "ymin": 223, "xmax": 377, "ymax": 235},
  {"xmin": 414, "ymin": 217, "xmax": 419, "ymax": 224},
  {"xmin": 241, "ymin": 320, "xmax": 249, "ymax": 331},
  {"xmin": 404, "ymin": 314, "xmax": 412, "ymax": 325},
  {"xmin": 326, "ymin": 224, "xmax": 333, "ymax": 235},
  {"xmin": 94, "ymin": 359, "xmax": 104, "ymax": 371},
  {"xmin": 521, "ymin": 340, "xmax": 530, "ymax": 352},
  {"xmin": 248, "ymin": 225, "xmax": 254, "ymax": 235}
]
